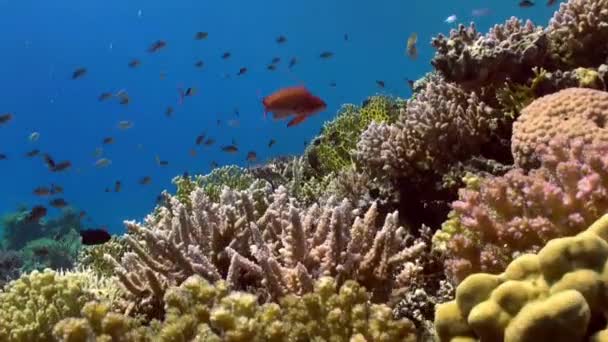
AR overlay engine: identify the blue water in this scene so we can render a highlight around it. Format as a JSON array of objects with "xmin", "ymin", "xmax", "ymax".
[{"xmin": 0, "ymin": 0, "xmax": 557, "ymax": 234}]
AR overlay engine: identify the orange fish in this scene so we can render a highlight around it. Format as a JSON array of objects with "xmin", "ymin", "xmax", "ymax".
[{"xmin": 262, "ymin": 86, "xmax": 326, "ymax": 127}]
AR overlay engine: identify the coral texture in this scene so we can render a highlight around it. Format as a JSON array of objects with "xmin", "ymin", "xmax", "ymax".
[
  {"xmin": 435, "ymin": 213, "xmax": 608, "ymax": 342},
  {"xmin": 0, "ymin": 250, "xmax": 22, "ymax": 288},
  {"xmin": 512, "ymin": 88, "xmax": 608, "ymax": 169},
  {"xmin": 54, "ymin": 276, "xmax": 417, "ymax": 342},
  {"xmin": 76, "ymin": 236, "xmax": 128, "ymax": 277},
  {"xmin": 438, "ymin": 137, "xmax": 608, "ymax": 283},
  {"xmin": 547, "ymin": 0, "xmax": 608, "ymax": 68},
  {"xmin": 431, "ymin": 17, "xmax": 548, "ymax": 88}
]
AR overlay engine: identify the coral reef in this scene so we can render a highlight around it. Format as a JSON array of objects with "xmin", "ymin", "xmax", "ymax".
[
  {"xmin": 21, "ymin": 229, "xmax": 82, "ymax": 273},
  {"xmin": 0, "ymin": 250, "xmax": 22, "ymax": 288},
  {"xmin": 76, "ymin": 236, "xmax": 128, "ymax": 277},
  {"xmin": 431, "ymin": 17, "xmax": 548, "ymax": 88},
  {"xmin": 54, "ymin": 276, "xmax": 417, "ymax": 342},
  {"xmin": 0, "ymin": 268, "xmax": 123, "ymax": 342},
  {"xmin": 512, "ymin": 87, "xmax": 608, "ymax": 168},
  {"xmin": 437, "ymin": 137, "xmax": 608, "ymax": 283},
  {"xmin": 435, "ymin": 213, "xmax": 608, "ymax": 342}
]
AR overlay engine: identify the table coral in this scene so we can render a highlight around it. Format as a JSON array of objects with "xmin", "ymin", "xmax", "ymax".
[
  {"xmin": 434, "ymin": 213, "xmax": 608, "ymax": 342},
  {"xmin": 512, "ymin": 88, "xmax": 608, "ymax": 168},
  {"xmin": 437, "ymin": 137, "xmax": 608, "ymax": 283}
]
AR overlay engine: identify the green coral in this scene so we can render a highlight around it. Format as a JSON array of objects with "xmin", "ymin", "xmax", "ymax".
[
  {"xmin": 171, "ymin": 174, "xmax": 198, "ymax": 207},
  {"xmin": 306, "ymin": 96, "xmax": 400, "ymax": 176},
  {"xmin": 0, "ymin": 269, "xmax": 96, "ymax": 342},
  {"xmin": 53, "ymin": 276, "xmax": 417, "ymax": 342},
  {"xmin": 173, "ymin": 166, "xmax": 257, "ymax": 205},
  {"xmin": 76, "ymin": 236, "xmax": 127, "ymax": 277},
  {"xmin": 434, "ymin": 214, "xmax": 608, "ymax": 342}
]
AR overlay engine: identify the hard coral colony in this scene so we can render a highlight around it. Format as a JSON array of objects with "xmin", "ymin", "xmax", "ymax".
[{"xmin": 1, "ymin": 0, "xmax": 608, "ymax": 341}]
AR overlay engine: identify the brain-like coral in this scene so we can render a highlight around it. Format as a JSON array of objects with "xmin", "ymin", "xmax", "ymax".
[
  {"xmin": 435, "ymin": 214, "xmax": 608, "ymax": 342},
  {"xmin": 547, "ymin": 0, "xmax": 608, "ymax": 68},
  {"xmin": 431, "ymin": 17, "xmax": 548, "ymax": 88},
  {"xmin": 436, "ymin": 137, "xmax": 608, "ymax": 283},
  {"xmin": 512, "ymin": 88, "xmax": 608, "ymax": 168}
]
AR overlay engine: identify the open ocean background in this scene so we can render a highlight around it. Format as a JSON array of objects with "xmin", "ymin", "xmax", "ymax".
[{"xmin": 0, "ymin": 0, "xmax": 556, "ymax": 234}]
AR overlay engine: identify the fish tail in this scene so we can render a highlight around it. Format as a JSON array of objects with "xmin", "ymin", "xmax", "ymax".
[{"xmin": 287, "ymin": 114, "xmax": 307, "ymax": 127}]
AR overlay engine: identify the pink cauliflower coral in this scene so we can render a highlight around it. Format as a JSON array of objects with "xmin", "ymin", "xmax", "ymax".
[{"xmin": 444, "ymin": 137, "xmax": 608, "ymax": 283}]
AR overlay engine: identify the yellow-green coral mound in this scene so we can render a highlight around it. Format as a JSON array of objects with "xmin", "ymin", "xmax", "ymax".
[
  {"xmin": 0, "ymin": 269, "xmax": 96, "ymax": 342},
  {"xmin": 434, "ymin": 214, "xmax": 608, "ymax": 342},
  {"xmin": 54, "ymin": 276, "xmax": 417, "ymax": 342}
]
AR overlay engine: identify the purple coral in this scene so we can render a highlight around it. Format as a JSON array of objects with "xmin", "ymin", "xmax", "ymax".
[
  {"xmin": 444, "ymin": 137, "xmax": 608, "ymax": 283},
  {"xmin": 431, "ymin": 17, "xmax": 548, "ymax": 87}
]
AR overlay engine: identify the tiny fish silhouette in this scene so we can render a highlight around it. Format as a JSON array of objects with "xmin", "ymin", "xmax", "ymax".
[
  {"xmin": 72, "ymin": 68, "xmax": 87, "ymax": 79},
  {"xmin": 80, "ymin": 229, "xmax": 111, "ymax": 245}
]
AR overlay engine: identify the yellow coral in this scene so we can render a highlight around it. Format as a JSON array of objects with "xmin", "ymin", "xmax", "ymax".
[{"xmin": 435, "ymin": 214, "xmax": 608, "ymax": 342}]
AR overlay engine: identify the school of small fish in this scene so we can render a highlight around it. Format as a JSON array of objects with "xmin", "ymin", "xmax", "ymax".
[{"xmin": 0, "ymin": 1, "xmax": 556, "ymax": 246}]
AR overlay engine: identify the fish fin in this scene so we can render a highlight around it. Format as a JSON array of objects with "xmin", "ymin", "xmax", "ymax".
[{"xmin": 287, "ymin": 115, "xmax": 308, "ymax": 127}]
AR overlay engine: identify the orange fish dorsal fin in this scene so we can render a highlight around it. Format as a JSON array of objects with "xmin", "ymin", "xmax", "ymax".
[{"xmin": 287, "ymin": 114, "xmax": 308, "ymax": 127}]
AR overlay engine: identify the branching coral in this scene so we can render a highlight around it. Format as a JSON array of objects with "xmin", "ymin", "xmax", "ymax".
[
  {"xmin": 431, "ymin": 17, "xmax": 548, "ymax": 88},
  {"xmin": 547, "ymin": 0, "xmax": 608, "ymax": 68},
  {"xmin": 512, "ymin": 88, "xmax": 608, "ymax": 169},
  {"xmin": 0, "ymin": 268, "xmax": 124, "ymax": 342},
  {"xmin": 54, "ymin": 276, "xmax": 417, "ymax": 342},
  {"xmin": 76, "ymin": 236, "xmax": 128, "ymax": 277},
  {"xmin": 437, "ymin": 137, "xmax": 608, "ymax": 283}
]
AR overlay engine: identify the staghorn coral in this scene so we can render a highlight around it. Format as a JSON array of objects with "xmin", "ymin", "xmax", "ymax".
[
  {"xmin": 547, "ymin": 0, "xmax": 608, "ymax": 68},
  {"xmin": 435, "ymin": 214, "xmax": 608, "ymax": 342},
  {"xmin": 431, "ymin": 17, "xmax": 548, "ymax": 88},
  {"xmin": 438, "ymin": 137, "xmax": 608, "ymax": 283},
  {"xmin": 0, "ymin": 268, "xmax": 124, "ymax": 342},
  {"xmin": 55, "ymin": 276, "xmax": 417, "ymax": 342},
  {"xmin": 512, "ymin": 88, "xmax": 608, "ymax": 169}
]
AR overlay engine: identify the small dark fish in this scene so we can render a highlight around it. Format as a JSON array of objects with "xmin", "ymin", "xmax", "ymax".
[
  {"xmin": 210, "ymin": 161, "xmax": 219, "ymax": 169},
  {"xmin": 33, "ymin": 246, "xmax": 49, "ymax": 257},
  {"xmin": 288, "ymin": 57, "xmax": 297, "ymax": 69},
  {"xmin": 52, "ymin": 161, "xmax": 72, "ymax": 172},
  {"xmin": 128, "ymin": 59, "xmax": 141, "ymax": 68},
  {"xmin": 72, "ymin": 67, "xmax": 87, "ymax": 79},
  {"xmin": 268, "ymin": 139, "xmax": 276, "ymax": 148},
  {"xmin": 376, "ymin": 80, "xmax": 385, "ymax": 88},
  {"xmin": 27, "ymin": 205, "xmax": 47, "ymax": 223},
  {"xmin": 33, "ymin": 187, "xmax": 51, "ymax": 196},
  {"xmin": 43, "ymin": 154, "xmax": 56, "ymax": 169},
  {"xmin": 148, "ymin": 40, "xmax": 167, "ymax": 53},
  {"xmin": 234, "ymin": 108, "xmax": 240, "ymax": 117},
  {"xmin": 0, "ymin": 153, "xmax": 6, "ymax": 160},
  {"xmin": 165, "ymin": 106, "xmax": 174, "ymax": 117},
  {"xmin": 185, "ymin": 88, "xmax": 196, "ymax": 96},
  {"xmin": 221, "ymin": 52, "xmax": 231, "ymax": 59},
  {"xmin": 344, "ymin": 33, "xmax": 349, "ymax": 41},
  {"xmin": 194, "ymin": 60, "xmax": 204, "ymax": 68},
  {"xmin": 276, "ymin": 35, "xmax": 287, "ymax": 44},
  {"xmin": 117, "ymin": 92, "xmax": 130, "ymax": 106},
  {"xmin": 406, "ymin": 79, "xmax": 415, "ymax": 90},
  {"xmin": 221, "ymin": 145, "xmax": 238, "ymax": 153},
  {"xmin": 98, "ymin": 92, "xmax": 113, "ymax": 101},
  {"xmin": 139, "ymin": 176, "xmax": 152, "ymax": 185},
  {"xmin": 329, "ymin": 81, "xmax": 337, "ymax": 87},
  {"xmin": 271, "ymin": 57, "xmax": 280, "ymax": 64},
  {"xmin": 216, "ymin": 119, "xmax": 221, "ymax": 126},
  {"xmin": 194, "ymin": 31, "xmax": 209, "ymax": 40},
  {"xmin": 267, "ymin": 64, "xmax": 277, "ymax": 71},
  {"xmin": 114, "ymin": 180, "xmax": 121, "ymax": 192},
  {"xmin": 237, "ymin": 67, "xmax": 247, "ymax": 76},
  {"xmin": 26, "ymin": 149, "xmax": 40, "ymax": 157},
  {"xmin": 105, "ymin": 187, "xmax": 111, "ymax": 193},
  {"xmin": 159, "ymin": 160, "xmax": 168, "ymax": 166},
  {"xmin": 319, "ymin": 51, "xmax": 334, "ymax": 59},
  {"xmin": 204, "ymin": 138, "xmax": 215, "ymax": 146},
  {"xmin": 102, "ymin": 137, "xmax": 114, "ymax": 145},
  {"xmin": 80, "ymin": 228, "xmax": 111, "ymax": 245},
  {"xmin": 246, "ymin": 151, "xmax": 257, "ymax": 162},
  {"xmin": 50, "ymin": 184, "xmax": 63, "ymax": 194},
  {"xmin": 0, "ymin": 113, "xmax": 14, "ymax": 124},
  {"xmin": 195, "ymin": 134, "xmax": 206, "ymax": 145},
  {"xmin": 519, "ymin": 0, "xmax": 534, "ymax": 7},
  {"xmin": 49, "ymin": 198, "xmax": 68, "ymax": 208},
  {"xmin": 546, "ymin": 0, "xmax": 556, "ymax": 5}
]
